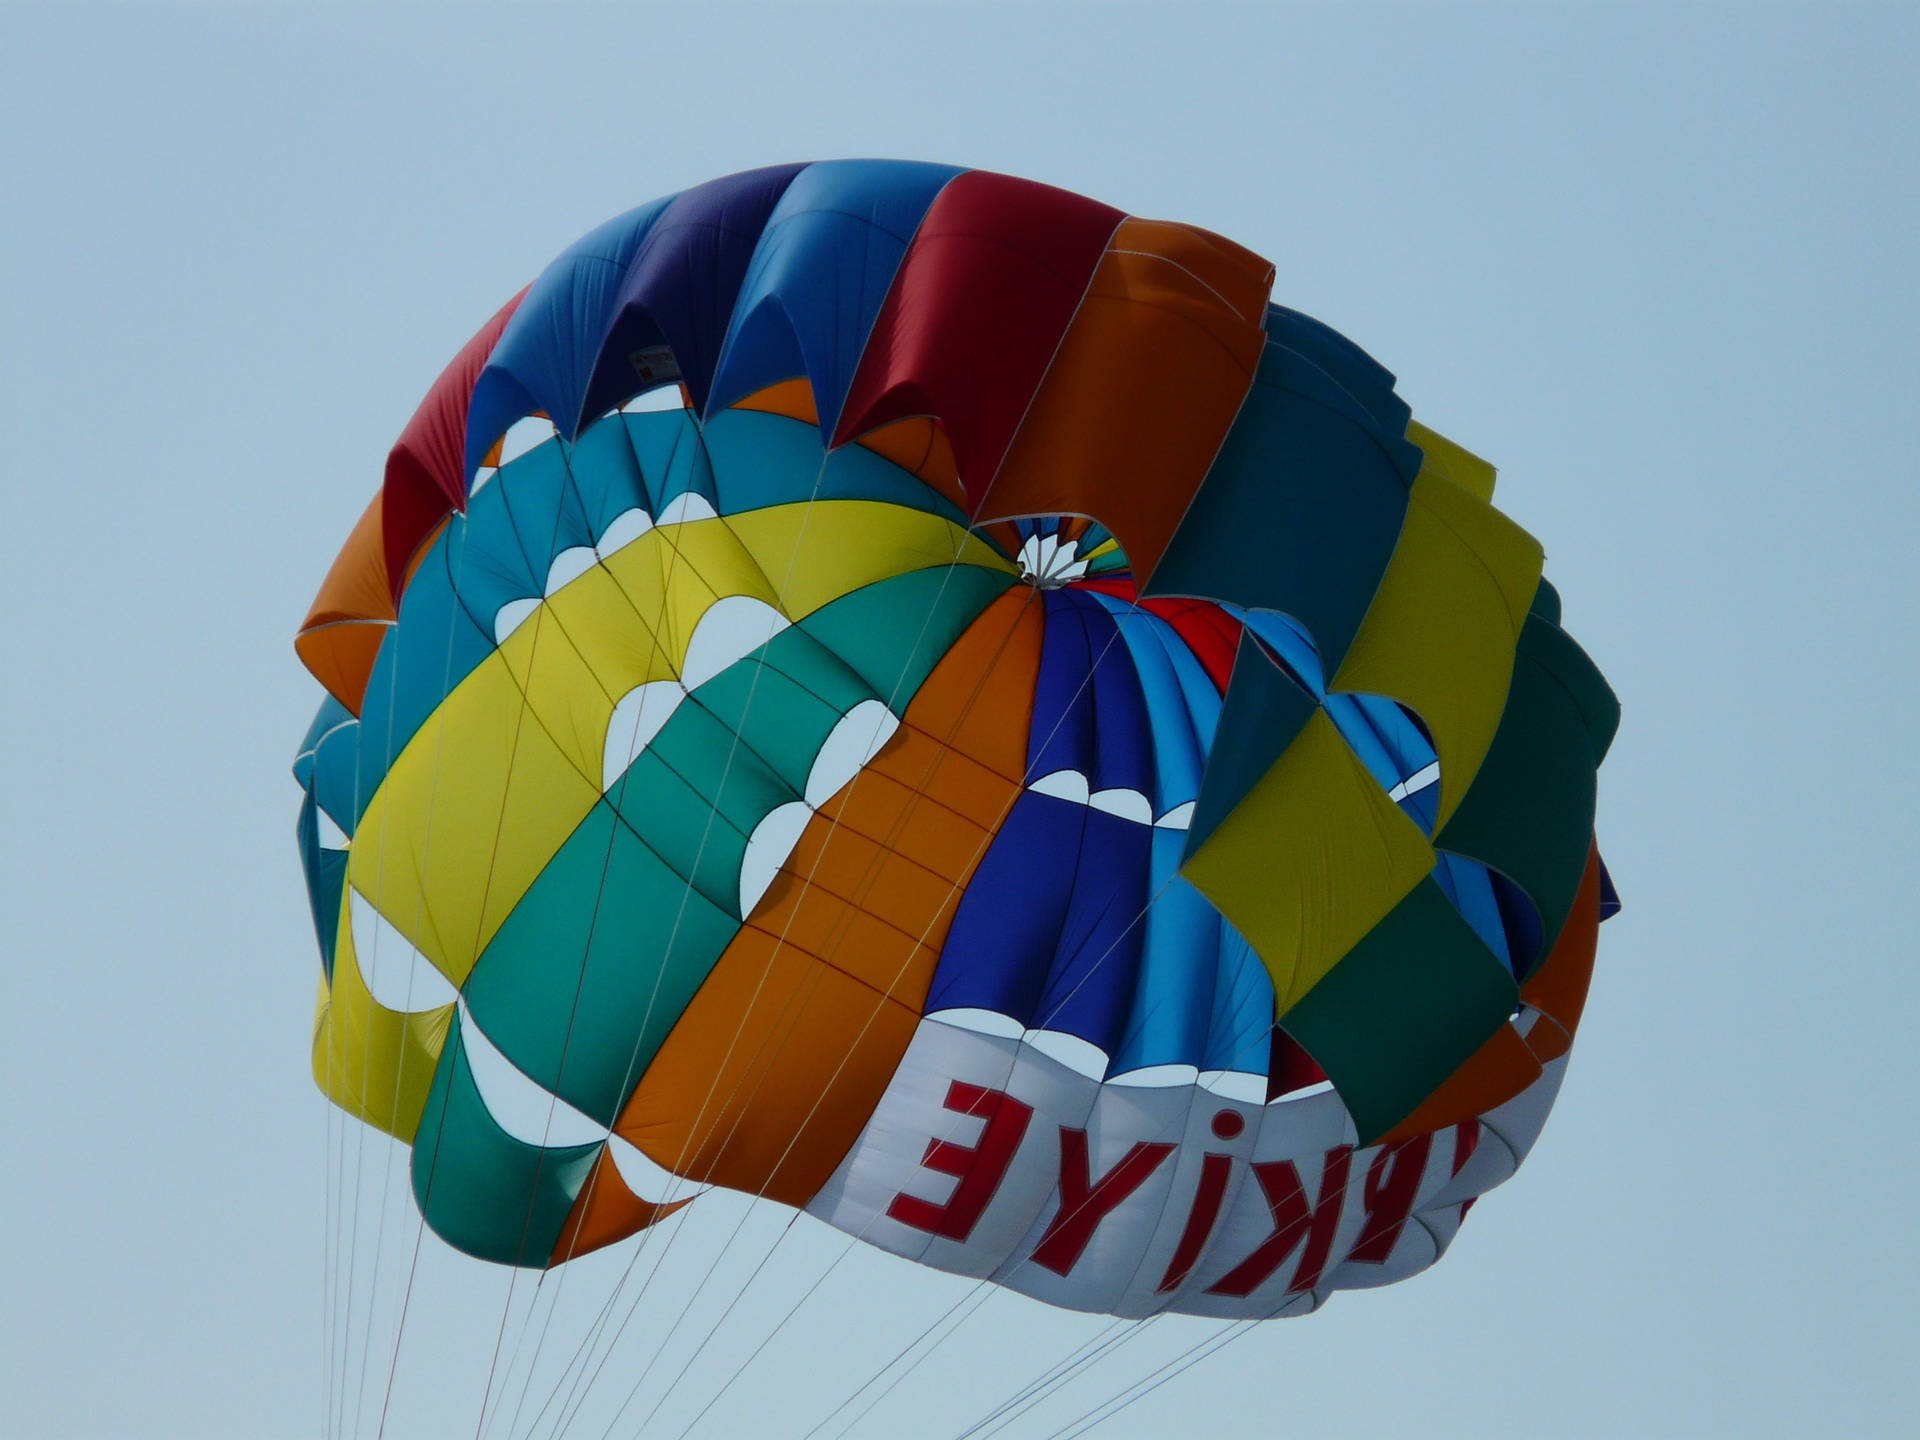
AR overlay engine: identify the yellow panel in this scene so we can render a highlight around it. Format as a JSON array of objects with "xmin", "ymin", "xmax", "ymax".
[
  {"xmin": 345, "ymin": 501, "xmax": 1016, "ymax": 991},
  {"xmin": 1182, "ymin": 710, "xmax": 1436, "ymax": 1012},
  {"xmin": 1330, "ymin": 472, "xmax": 1543, "ymax": 828},
  {"xmin": 720, "ymin": 501, "xmax": 1014, "ymax": 619},
  {"xmin": 309, "ymin": 907, "xmax": 452, "ymax": 1143},
  {"xmin": 1406, "ymin": 420, "xmax": 1498, "ymax": 502}
]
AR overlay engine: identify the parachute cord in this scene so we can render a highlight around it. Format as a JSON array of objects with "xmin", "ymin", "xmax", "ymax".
[
  {"xmin": 526, "ymin": 496, "xmax": 1027, "ymax": 1438},
  {"xmin": 590, "ymin": 590, "xmax": 1183, "ymax": 1439},
  {"xmin": 811, "ymin": 1285, "xmax": 1001, "ymax": 1440},
  {"xmin": 1038, "ymin": 1317, "xmax": 1257, "ymax": 1440},
  {"xmin": 958, "ymin": 1318, "xmax": 1156, "ymax": 1440},
  {"xmin": 375, "ymin": 422, "xmax": 582, "ymax": 1439}
]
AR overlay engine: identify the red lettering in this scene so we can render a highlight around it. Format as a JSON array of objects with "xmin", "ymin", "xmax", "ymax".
[
  {"xmin": 1031, "ymin": 1128, "xmax": 1174, "ymax": 1276},
  {"xmin": 1206, "ymin": 1146, "xmax": 1351, "ymax": 1297},
  {"xmin": 886, "ymin": 1081, "xmax": 1034, "ymax": 1242},
  {"xmin": 1348, "ymin": 1135, "xmax": 1432, "ymax": 1264},
  {"xmin": 1157, "ymin": 1151, "xmax": 1234, "ymax": 1292},
  {"xmin": 1451, "ymin": 1119, "xmax": 1480, "ymax": 1175}
]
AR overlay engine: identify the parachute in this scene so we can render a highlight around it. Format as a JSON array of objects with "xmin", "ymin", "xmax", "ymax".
[{"xmin": 294, "ymin": 161, "xmax": 1618, "ymax": 1328}]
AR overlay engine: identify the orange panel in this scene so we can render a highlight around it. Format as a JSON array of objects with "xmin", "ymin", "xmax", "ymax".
[
  {"xmin": 731, "ymin": 377, "xmax": 819, "ymax": 425},
  {"xmin": 548, "ymin": 1150, "xmax": 692, "ymax": 1266},
  {"xmin": 1376, "ymin": 1024, "xmax": 1542, "ymax": 1144},
  {"xmin": 1521, "ymin": 843, "xmax": 1604, "ymax": 1062},
  {"xmin": 297, "ymin": 490, "xmax": 396, "ymax": 712},
  {"xmin": 976, "ymin": 219, "xmax": 1271, "ymax": 586},
  {"xmin": 612, "ymin": 587, "xmax": 1046, "ymax": 1207},
  {"xmin": 293, "ymin": 620, "xmax": 391, "ymax": 716}
]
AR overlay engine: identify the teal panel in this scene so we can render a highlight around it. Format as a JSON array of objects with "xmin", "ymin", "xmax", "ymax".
[
  {"xmin": 701, "ymin": 408, "xmax": 969, "ymax": 524},
  {"xmin": 1435, "ymin": 613, "xmax": 1618, "ymax": 968},
  {"xmin": 1143, "ymin": 336, "xmax": 1416, "ymax": 673},
  {"xmin": 410, "ymin": 1024, "xmax": 602, "ymax": 1268},
  {"xmin": 463, "ymin": 802, "xmax": 741, "ymax": 1125},
  {"xmin": 1181, "ymin": 632, "xmax": 1318, "ymax": 862},
  {"xmin": 1281, "ymin": 878, "xmax": 1519, "ymax": 1143},
  {"xmin": 796, "ymin": 564, "xmax": 1013, "ymax": 707}
]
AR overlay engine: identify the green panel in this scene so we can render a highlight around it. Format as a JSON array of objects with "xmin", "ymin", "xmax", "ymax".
[
  {"xmin": 1435, "ymin": 614, "xmax": 1619, "ymax": 968},
  {"xmin": 1181, "ymin": 632, "xmax": 1318, "ymax": 862},
  {"xmin": 692, "ymin": 632, "xmax": 875, "ymax": 791},
  {"xmin": 798, "ymin": 564, "xmax": 1014, "ymax": 705},
  {"xmin": 1144, "ymin": 339, "xmax": 1415, "ymax": 672},
  {"xmin": 463, "ymin": 802, "xmax": 742, "ymax": 1126},
  {"xmin": 410, "ymin": 1024, "xmax": 602, "ymax": 1268},
  {"xmin": 1281, "ymin": 878, "xmax": 1519, "ymax": 1143}
]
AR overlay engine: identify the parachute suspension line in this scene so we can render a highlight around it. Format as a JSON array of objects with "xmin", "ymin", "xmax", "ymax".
[
  {"xmin": 1039, "ymin": 1317, "xmax": 1257, "ymax": 1440},
  {"xmin": 480, "ymin": 407, "xmax": 815, "ymax": 1440},
  {"xmin": 331, "ymin": 522, "xmax": 443, "ymax": 1440},
  {"xmin": 522, "ymin": 472, "xmax": 1030, "ymax": 1438},
  {"xmin": 808, "ymin": 1285, "xmax": 1001, "ymax": 1440},
  {"xmin": 603, "ymin": 585, "xmax": 1178, "ymax": 1439},
  {"xmin": 960, "ymin": 1319, "xmax": 1158, "ymax": 1440},
  {"xmin": 473, "ymin": 411, "xmax": 722, "ymax": 1440},
  {"xmin": 373, "ymin": 433, "xmax": 581, "ymax": 1440}
]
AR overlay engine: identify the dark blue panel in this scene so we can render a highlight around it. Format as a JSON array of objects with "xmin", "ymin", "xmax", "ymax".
[
  {"xmin": 578, "ymin": 165, "xmax": 808, "ymax": 424},
  {"xmin": 1264, "ymin": 304, "xmax": 1412, "ymax": 442},
  {"xmin": 705, "ymin": 160, "xmax": 965, "ymax": 430},
  {"xmin": 927, "ymin": 790, "xmax": 1084, "ymax": 1021},
  {"xmin": 1598, "ymin": 855, "xmax": 1622, "ymax": 921},
  {"xmin": 1030, "ymin": 806, "xmax": 1152, "ymax": 1051},
  {"xmin": 1027, "ymin": 590, "xmax": 1155, "ymax": 797},
  {"xmin": 463, "ymin": 195, "xmax": 680, "ymax": 482},
  {"xmin": 1028, "ymin": 591, "xmax": 1100, "ymax": 780}
]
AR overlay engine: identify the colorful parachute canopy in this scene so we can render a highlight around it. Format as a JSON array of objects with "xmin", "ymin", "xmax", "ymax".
[{"xmin": 293, "ymin": 161, "xmax": 1618, "ymax": 1319}]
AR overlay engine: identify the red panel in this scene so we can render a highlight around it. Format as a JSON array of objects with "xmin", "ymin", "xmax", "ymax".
[
  {"xmin": 380, "ymin": 287, "xmax": 528, "ymax": 600},
  {"xmin": 1077, "ymin": 577, "xmax": 1243, "ymax": 692},
  {"xmin": 832, "ymin": 172, "xmax": 1122, "ymax": 502}
]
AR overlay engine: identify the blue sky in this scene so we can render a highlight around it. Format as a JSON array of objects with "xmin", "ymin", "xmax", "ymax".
[{"xmin": 3, "ymin": 4, "xmax": 1915, "ymax": 1437}]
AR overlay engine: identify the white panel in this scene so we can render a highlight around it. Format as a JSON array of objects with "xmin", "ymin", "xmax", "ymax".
[
  {"xmin": 607, "ymin": 1136, "xmax": 710, "ymax": 1206},
  {"xmin": 739, "ymin": 801, "xmax": 812, "ymax": 919},
  {"xmin": 457, "ymin": 1003, "xmax": 608, "ymax": 1148},
  {"xmin": 1105, "ymin": 1063, "xmax": 1199, "ymax": 1089},
  {"xmin": 923, "ymin": 1007, "xmax": 1025, "ymax": 1040},
  {"xmin": 620, "ymin": 383, "xmax": 687, "ymax": 413},
  {"xmin": 1089, "ymin": 788, "xmax": 1153, "ymax": 825},
  {"xmin": 602, "ymin": 680, "xmax": 687, "ymax": 791},
  {"xmin": 805, "ymin": 700, "xmax": 899, "ymax": 808},
  {"xmin": 1387, "ymin": 760, "xmax": 1442, "ymax": 803},
  {"xmin": 544, "ymin": 545, "xmax": 599, "ymax": 596},
  {"xmin": 498, "ymin": 414, "xmax": 558, "ymax": 466},
  {"xmin": 1023, "ymin": 1028, "xmax": 1110, "ymax": 1080},
  {"xmin": 656, "ymin": 492, "xmax": 719, "ymax": 526},
  {"xmin": 681, "ymin": 594, "xmax": 787, "ymax": 689},
  {"xmin": 1028, "ymin": 769, "xmax": 1090, "ymax": 805},
  {"xmin": 492, "ymin": 596, "xmax": 540, "ymax": 645},
  {"xmin": 596, "ymin": 507, "xmax": 654, "ymax": 558},
  {"xmin": 347, "ymin": 887, "xmax": 459, "ymax": 1014},
  {"xmin": 315, "ymin": 807, "xmax": 350, "ymax": 851},
  {"xmin": 1153, "ymin": 800, "xmax": 1196, "ymax": 831}
]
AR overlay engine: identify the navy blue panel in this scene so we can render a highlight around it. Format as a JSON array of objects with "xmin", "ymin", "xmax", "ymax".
[
  {"xmin": 1489, "ymin": 868, "xmax": 1544, "ymax": 973},
  {"xmin": 578, "ymin": 164, "xmax": 808, "ymax": 425},
  {"xmin": 1027, "ymin": 590, "xmax": 1154, "ymax": 797},
  {"xmin": 927, "ymin": 790, "xmax": 1084, "ymax": 1021},
  {"xmin": 1598, "ymin": 855, "xmax": 1622, "ymax": 921},
  {"xmin": 464, "ymin": 195, "xmax": 680, "ymax": 482},
  {"xmin": 706, "ymin": 160, "xmax": 965, "ymax": 430},
  {"xmin": 1030, "ymin": 806, "xmax": 1152, "ymax": 1052}
]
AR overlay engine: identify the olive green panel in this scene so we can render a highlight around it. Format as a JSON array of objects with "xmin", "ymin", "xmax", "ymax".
[
  {"xmin": 1281, "ymin": 878, "xmax": 1520, "ymax": 1144},
  {"xmin": 410, "ymin": 1023, "xmax": 602, "ymax": 1269},
  {"xmin": 462, "ymin": 802, "xmax": 741, "ymax": 1126},
  {"xmin": 1435, "ymin": 614, "xmax": 1620, "ymax": 968}
]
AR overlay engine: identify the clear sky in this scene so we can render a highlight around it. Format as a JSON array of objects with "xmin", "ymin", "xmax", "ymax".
[{"xmin": 4, "ymin": 3, "xmax": 1915, "ymax": 1437}]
